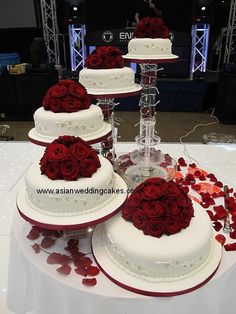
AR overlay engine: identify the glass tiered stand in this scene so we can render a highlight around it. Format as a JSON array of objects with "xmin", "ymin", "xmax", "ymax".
[
  {"xmin": 89, "ymin": 88, "xmax": 142, "ymax": 164},
  {"xmin": 117, "ymin": 57, "xmax": 178, "ymax": 189}
]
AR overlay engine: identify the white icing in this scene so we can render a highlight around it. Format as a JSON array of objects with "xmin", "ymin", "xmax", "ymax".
[
  {"xmin": 79, "ymin": 67, "xmax": 137, "ymax": 93},
  {"xmin": 25, "ymin": 156, "xmax": 117, "ymax": 216},
  {"xmin": 127, "ymin": 38, "xmax": 172, "ymax": 58},
  {"xmin": 34, "ymin": 105, "xmax": 107, "ymax": 140},
  {"xmin": 104, "ymin": 206, "xmax": 213, "ymax": 280}
]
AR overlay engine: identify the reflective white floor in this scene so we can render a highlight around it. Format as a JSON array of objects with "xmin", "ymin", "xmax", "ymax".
[{"xmin": 1, "ymin": 142, "xmax": 236, "ymax": 314}]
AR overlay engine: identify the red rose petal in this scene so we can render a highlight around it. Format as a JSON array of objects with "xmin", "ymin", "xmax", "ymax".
[
  {"xmin": 230, "ymin": 230, "xmax": 236, "ymax": 239},
  {"xmin": 215, "ymin": 234, "xmax": 226, "ymax": 245},
  {"xmin": 56, "ymin": 264, "xmax": 71, "ymax": 275},
  {"xmin": 199, "ymin": 175, "xmax": 206, "ymax": 181},
  {"xmin": 215, "ymin": 181, "xmax": 223, "ymax": 188},
  {"xmin": 41, "ymin": 237, "xmax": 56, "ymax": 249},
  {"xmin": 47, "ymin": 252, "xmax": 71, "ymax": 265},
  {"xmin": 230, "ymin": 222, "xmax": 236, "ymax": 230},
  {"xmin": 82, "ymin": 278, "xmax": 97, "ymax": 286},
  {"xmin": 75, "ymin": 264, "xmax": 87, "ymax": 277},
  {"xmin": 87, "ymin": 266, "xmax": 100, "ymax": 276},
  {"xmin": 213, "ymin": 221, "xmax": 223, "ymax": 232},
  {"xmin": 32, "ymin": 243, "xmax": 41, "ymax": 253},
  {"xmin": 206, "ymin": 210, "xmax": 214, "ymax": 220},
  {"xmin": 41, "ymin": 229, "xmax": 62, "ymax": 238},
  {"xmin": 27, "ymin": 228, "xmax": 40, "ymax": 240},
  {"xmin": 178, "ymin": 157, "xmax": 187, "ymax": 167},
  {"xmin": 79, "ymin": 256, "xmax": 93, "ymax": 268},
  {"xmin": 224, "ymin": 243, "xmax": 236, "ymax": 251}
]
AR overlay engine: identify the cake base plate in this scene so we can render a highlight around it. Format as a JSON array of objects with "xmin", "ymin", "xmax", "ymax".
[
  {"xmin": 16, "ymin": 174, "xmax": 127, "ymax": 230},
  {"xmin": 28, "ymin": 123, "xmax": 112, "ymax": 147},
  {"xmin": 87, "ymin": 84, "xmax": 142, "ymax": 99},
  {"xmin": 123, "ymin": 54, "xmax": 179, "ymax": 64},
  {"xmin": 92, "ymin": 224, "xmax": 222, "ymax": 297}
]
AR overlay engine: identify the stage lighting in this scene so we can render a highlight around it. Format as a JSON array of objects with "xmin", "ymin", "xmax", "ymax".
[
  {"xmin": 72, "ymin": 6, "xmax": 78, "ymax": 11},
  {"xmin": 201, "ymin": 6, "xmax": 206, "ymax": 11}
]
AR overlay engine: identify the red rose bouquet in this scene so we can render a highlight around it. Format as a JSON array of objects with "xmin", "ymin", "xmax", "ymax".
[
  {"xmin": 85, "ymin": 46, "xmax": 125, "ymax": 69},
  {"xmin": 134, "ymin": 17, "xmax": 170, "ymax": 39},
  {"xmin": 42, "ymin": 80, "xmax": 91, "ymax": 113},
  {"xmin": 122, "ymin": 177, "xmax": 194, "ymax": 238},
  {"xmin": 40, "ymin": 136, "xmax": 101, "ymax": 181}
]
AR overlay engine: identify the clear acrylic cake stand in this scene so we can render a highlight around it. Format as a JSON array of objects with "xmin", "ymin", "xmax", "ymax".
[
  {"xmin": 92, "ymin": 98, "xmax": 118, "ymax": 164},
  {"xmin": 117, "ymin": 62, "xmax": 177, "ymax": 188}
]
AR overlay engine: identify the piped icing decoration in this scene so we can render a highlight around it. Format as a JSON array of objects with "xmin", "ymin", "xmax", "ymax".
[
  {"xmin": 40, "ymin": 135, "xmax": 101, "ymax": 181},
  {"xmin": 85, "ymin": 46, "xmax": 125, "ymax": 69},
  {"xmin": 42, "ymin": 80, "xmax": 91, "ymax": 113},
  {"xmin": 134, "ymin": 17, "xmax": 170, "ymax": 39},
  {"xmin": 122, "ymin": 177, "xmax": 194, "ymax": 238}
]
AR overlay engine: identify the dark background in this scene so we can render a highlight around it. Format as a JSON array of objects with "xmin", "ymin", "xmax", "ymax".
[{"xmin": 0, "ymin": 0, "xmax": 231, "ymax": 63}]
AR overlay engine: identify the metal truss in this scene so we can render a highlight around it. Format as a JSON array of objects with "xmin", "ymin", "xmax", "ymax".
[
  {"xmin": 223, "ymin": 0, "xmax": 236, "ymax": 64},
  {"xmin": 40, "ymin": 0, "xmax": 60, "ymax": 64},
  {"xmin": 69, "ymin": 24, "xmax": 86, "ymax": 71},
  {"xmin": 190, "ymin": 23, "xmax": 210, "ymax": 77}
]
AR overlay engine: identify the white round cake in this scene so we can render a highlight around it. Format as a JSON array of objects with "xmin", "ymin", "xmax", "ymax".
[
  {"xmin": 79, "ymin": 67, "xmax": 142, "ymax": 95},
  {"xmin": 24, "ymin": 155, "xmax": 116, "ymax": 217},
  {"xmin": 30, "ymin": 105, "xmax": 111, "ymax": 143},
  {"xmin": 101, "ymin": 205, "xmax": 214, "ymax": 282},
  {"xmin": 124, "ymin": 38, "xmax": 177, "ymax": 60}
]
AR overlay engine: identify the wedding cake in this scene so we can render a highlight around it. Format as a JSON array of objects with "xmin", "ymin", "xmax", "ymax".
[
  {"xmin": 29, "ymin": 80, "xmax": 111, "ymax": 144},
  {"xmin": 79, "ymin": 46, "xmax": 142, "ymax": 95},
  {"xmin": 23, "ymin": 136, "xmax": 117, "ymax": 217},
  {"xmin": 124, "ymin": 17, "xmax": 177, "ymax": 60},
  {"xmin": 92, "ymin": 178, "xmax": 221, "ymax": 294}
]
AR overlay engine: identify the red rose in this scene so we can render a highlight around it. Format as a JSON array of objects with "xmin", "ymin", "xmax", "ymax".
[
  {"xmin": 151, "ymin": 18, "xmax": 164, "ymax": 27},
  {"xmin": 128, "ymin": 192, "xmax": 142, "ymax": 208},
  {"xmin": 167, "ymin": 181, "xmax": 181, "ymax": 199},
  {"xmin": 40, "ymin": 155, "xmax": 48, "ymax": 173},
  {"xmin": 85, "ymin": 54, "xmax": 103, "ymax": 69},
  {"xmin": 115, "ymin": 56, "xmax": 125, "ymax": 68},
  {"xmin": 103, "ymin": 56, "xmax": 118, "ymax": 69},
  {"xmin": 132, "ymin": 210, "xmax": 147, "ymax": 230},
  {"xmin": 165, "ymin": 201, "xmax": 180, "ymax": 216},
  {"xmin": 90, "ymin": 150, "xmax": 101, "ymax": 167},
  {"xmin": 134, "ymin": 29, "xmax": 147, "ymax": 38},
  {"xmin": 142, "ymin": 201, "xmax": 165, "ymax": 218},
  {"xmin": 143, "ymin": 219, "xmax": 165, "ymax": 238},
  {"xmin": 42, "ymin": 95, "xmax": 50, "ymax": 110},
  {"xmin": 161, "ymin": 25, "xmax": 170, "ymax": 38},
  {"xmin": 81, "ymin": 94, "xmax": 91, "ymax": 109},
  {"xmin": 45, "ymin": 144, "xmax": 70, "ymax": 161},
  {"xmin": 70, "ymin": 142, "xmax": 91, "ymax": 161},
  {"xmin": 122, "ymin": 204, "xmax": 133, "ymax": 220},
  {"xmin": 49, "ymin": 85, "xmax": 67, "ymax": 98},
  {"xmin": 62, "ymin": 96, "xmax": 82, "ymax": 112},
  {"xmin": 61, "ymin": 158, "xmax": 80, "ymax": 181},
  {"xmin": 52, "ymin": 135, "xmax": 78, "ymax": 147},
  {"xmin": 68, "ymin": 83, "xmax": 86, "ymax": 98},
  {"xmin": 49, "ymin": 98, "xmax": 64, "ymax": 113},
  {"xmin": 180, "ymin": 209, "xmax": 193, "ymax": 228},
  {"xmin": 165, "ymin": 216, "xmax": 182, "ymax": 235},
  {"xmin": 105, "ymin": 46, "xmax": 122, "ymax": 56},
  {"xmin": 80, "ymin": 159, "xmax": 97, "ymax": 177},
  {"xmin": 58, "ymin": 79, "xmax": 75, "ymax": 87},
  {"xmin": 178, "ymin": 194, "xmax": 191, "ymax": 207},
  {"xmin": 43, "ymin": 161, "xmax": 61, "ymax": 180},
  {"xmin": 142, "ymin": 185, "xmax": 164, "ymax": 200}
]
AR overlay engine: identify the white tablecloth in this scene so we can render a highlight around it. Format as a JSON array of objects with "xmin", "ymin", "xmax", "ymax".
[{"xmin": 6, "ymin": 143, "xmax": 236, "ymax": 314}]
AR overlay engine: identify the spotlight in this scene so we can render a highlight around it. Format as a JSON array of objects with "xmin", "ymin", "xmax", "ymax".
[
  {"xmin": 72, "ymin": 6, "xmax": 78, "ymax": 11},
  {"xmin": 201, "ymin": 6, "xmax": 206, "ymax": 11}
]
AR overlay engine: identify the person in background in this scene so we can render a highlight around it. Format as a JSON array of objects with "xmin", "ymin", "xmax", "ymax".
[{"xmin": 135, "ymin": 0, "xmax": 162, "ymax": 24}]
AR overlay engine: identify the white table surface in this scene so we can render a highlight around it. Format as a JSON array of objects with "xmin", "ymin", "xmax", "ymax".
[{"xmin": 2, "ymin": 142, "xmax": 236, "ymax": 314}]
